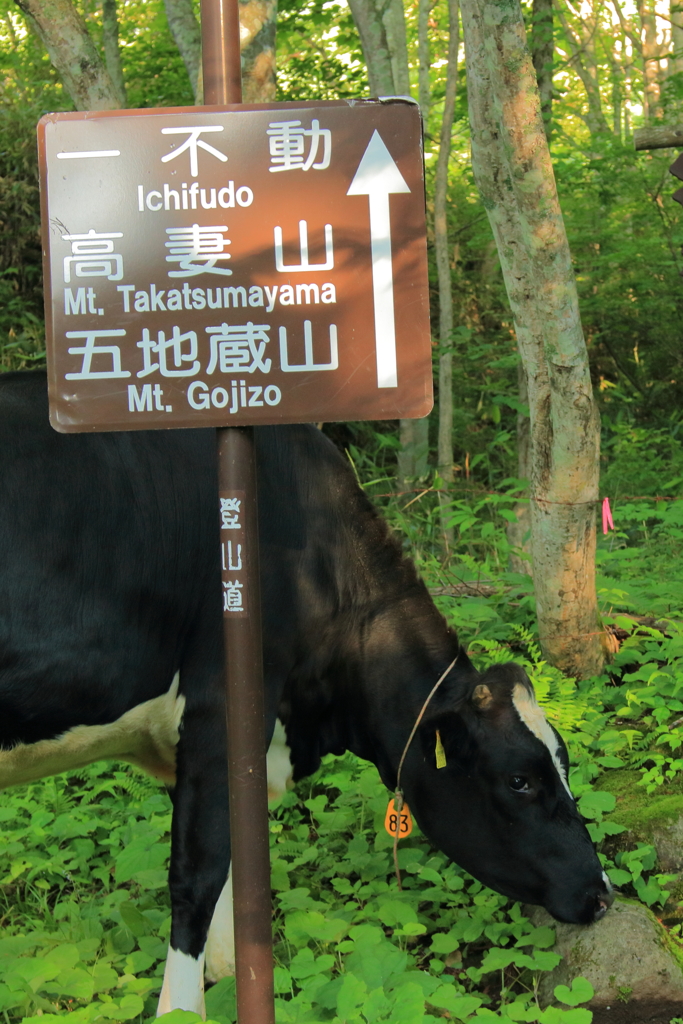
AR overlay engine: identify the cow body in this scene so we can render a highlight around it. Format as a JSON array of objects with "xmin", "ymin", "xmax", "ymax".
[{"xmin": 0, "ymin": 371, "xmax": 611, "ymax": 1017}]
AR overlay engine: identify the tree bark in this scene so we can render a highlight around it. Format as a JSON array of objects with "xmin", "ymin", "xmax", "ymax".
[
  {"xmin": 348, "ymin": 0, "xmax": 430, "ymax": 488},
  {"xmin": 554, "ymin": 0, "xmax": 611, "ymax": 136},
  {"xmin": 418, "ymin": 0, "xmax": 432, "ymax": 122},
  {"xmin": 435, "ymin": 0, "xmax": 460, "ymax": 550},
  {"xmin": 240, "ymin": 0, "xmax": 277, "ymax": 103},
  {"xmin": 637, "ymin": 0, "xmax": 664, "ymax": 121},
  {"xmin": 673, "ymin": 0, "xmax": 683, "ymax": 74},
  {"xmin": 461, "ymin": 0, "xmax": 603, "ymax": 678},
  {"xmin": 397, "ymin": 419, "xmax": 430, "ymax": 488},
  {"xmin": 163, "ymin": 0, "xmax": 202, "ymax": 100},
  {"xmin": 164, "ymin": 0, "xmax": 276, "ymax": 104},
  {"xmin": 15, "ymin": 0, "xmax": 121, "ymax": 109},
  {"xmin": 531, "ymin": 0, "xmax": 553, "ymax": 138},
  {"xmin": 634, "ymin": 124, "xmax": 683, "ymax": 148},
  {"xmin": 507, "ymin": 361, "xmax": 532, "ymax": 574},
  {"xmin": 102, "ymin": 0, "xmax": 126, "ymax": 106},
  {"xmin": 347, "ymin": 0, "xmax": 395, "ymax": 95},
  {"xmin": 384, "ymin": 0, "xmax": 411, "ymax": 95}
]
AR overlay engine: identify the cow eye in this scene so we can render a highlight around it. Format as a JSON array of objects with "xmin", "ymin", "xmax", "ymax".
[{"xmin": 509, "ymin": 775, "xmax": 530, "ymax": 793}]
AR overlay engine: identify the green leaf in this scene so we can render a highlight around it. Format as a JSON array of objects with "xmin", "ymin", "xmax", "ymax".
[
  {"xmin": 387, "ymin": 980, "xmax": 426, "ymax": 1024},
  {"xmin": 376, "ymin": 900, "xmax": 418, "ymax": 927},
  {"xmin": 7, "ymin": 956, "xmax": 61, "ymax": 991},
  {"xmin": 428, "ymin": 985, "xmax": 483, "ymax": 1018},
  {"xmin": 517, "ymin": 925, "xmax": 556, "ymax": 949},
  {"xmin": 156, "ymin": 1013, "xmax": 205, "ymax": 1024},
  {"xmin": 43, "ymin": 943, "xmax": 80, "ymax": 970},
  {"xmin": 399, "ymin": 922, "xmax": 427, "ymax": 937},
  {"xmin": 124, "ymin": 949, "xmax": 154, "ymax": 974},
  {"xmin": 92, "ymin": 961, "xmax": 119, "ymax": 993},
  {"xmin": 554, "ymin": 977, "xmax": 594, "ymax": 1006},
  {"xmin": 539, "ymin": 1008, "xmax": 593, "ymax": 1024},
  {"xmin": 204, "ymin": 975, "xmax": 236, "ymax": 1021},
  {"xmin": 97, "ymin": 992, "xmax": 145, "ymax": 1019},
  {"xmin": 528, "ymin": 950, "xmax": 562, "ymax": 971},
  {"xmin": 577, "ymin": 790, "xmax": 616, "ymax": 819},
  {"xmin": 362, "ymin": 986, "xmax": 391, "ymax": 1023},
  {"xmin": 336, "ymin": 971, "xmax": 367, "ymax": 1018},
  {"xmin": 430, "ymin": 932, "xmax": 459, "ymax": 954},
  {"xmin": 115, "ymin": 837, "xmax": 168, "ymax": 884},
  {"xmin": 52, "ymin": 966, "xmax": 95, "ymax": 1000}
]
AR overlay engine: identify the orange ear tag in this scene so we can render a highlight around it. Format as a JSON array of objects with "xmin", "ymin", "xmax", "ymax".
[{"xmin": 384, "ymin": 798, "xmax": 413, "ymax": 838}]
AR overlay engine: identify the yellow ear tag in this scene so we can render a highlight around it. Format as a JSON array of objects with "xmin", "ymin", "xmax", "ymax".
[
  {"xmin": 384, "ymin": 798, "xmax": 413, "ymax": 838},
  {"xmin": 435, "ymin": 730, "xmax": 447, "ymax": 769}
]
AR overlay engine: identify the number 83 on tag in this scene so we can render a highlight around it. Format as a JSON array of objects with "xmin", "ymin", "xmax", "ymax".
[{"xmin": 384, "ymin": 798, "xmax": 413, "ymax": 837}]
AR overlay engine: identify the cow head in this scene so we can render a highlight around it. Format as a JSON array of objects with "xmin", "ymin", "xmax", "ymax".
[{"xmin": 405, "ymin": 662, "xmax": 612, "ymax": 925}]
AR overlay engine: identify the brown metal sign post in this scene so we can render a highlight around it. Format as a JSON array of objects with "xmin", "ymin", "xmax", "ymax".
[{"xmin": 202, "ymin": 2, "xmax": 275, "ymax": 1023}]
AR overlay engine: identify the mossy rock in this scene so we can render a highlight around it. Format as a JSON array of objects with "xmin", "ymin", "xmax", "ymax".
[
  {"xmin": 527, "ymin": 899, "xmax": 683, "ymax": 1007},
  {"xmin": 599, "ymin": 769, "xmax": 683, "ymax": 871}
]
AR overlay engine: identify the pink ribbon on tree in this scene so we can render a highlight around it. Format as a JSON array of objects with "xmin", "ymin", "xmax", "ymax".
[{"xmin": 602, "ymin": 496, "xmax": 615, "ymax": 534}]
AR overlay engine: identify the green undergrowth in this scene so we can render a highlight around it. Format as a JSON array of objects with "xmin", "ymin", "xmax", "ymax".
[{"xmin": 3, "ymin": 470, "xmax": 683, "ymax": 1023}]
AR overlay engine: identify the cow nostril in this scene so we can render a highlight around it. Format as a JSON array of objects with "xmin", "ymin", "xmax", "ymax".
[{"xmin": 593, "ymin": 899, "xmax": 609, "ymax": 922}]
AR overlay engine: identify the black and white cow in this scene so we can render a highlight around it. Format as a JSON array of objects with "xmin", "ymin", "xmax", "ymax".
[{"xmin": 0, "ymin": 371, "xmax": 612, "ymax": 1016}]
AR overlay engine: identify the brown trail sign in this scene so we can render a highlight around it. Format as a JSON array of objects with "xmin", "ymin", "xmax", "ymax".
[{"xmin": 38, "ymin": 100, "xmax": 432, "ymax": 432}]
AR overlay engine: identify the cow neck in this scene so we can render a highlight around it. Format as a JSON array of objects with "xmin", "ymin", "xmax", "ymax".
[{"xmin": 390, "ymin": 654, "xmax": 459, "ymax": 889}]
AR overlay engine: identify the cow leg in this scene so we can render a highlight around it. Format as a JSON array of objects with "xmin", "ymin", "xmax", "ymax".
[
  {"xmin": 204, "ymin": 719, "xmax": 292, "ymax": 984},
  {"xmin": 158, "ymin": 676, "xmax": 230, "ymax": 1019}
]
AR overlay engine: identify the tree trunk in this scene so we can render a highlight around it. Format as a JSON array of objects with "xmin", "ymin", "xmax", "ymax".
[
  {"xmin": 435, "ymin": 0, "xmax": 460, "ymax": 551},
  {"xmin": 164, "ymin": 0, "xmax": 276, "ymax": 104},
  {"xmin": 384, "ymin": 0, "xmax": 411, "ymax": 94},
  {"xmin": 637, "ymin": 0, "xmax": 664, "ymax": 121},
  {"xmin": 634, "ymin": 124, "xmax": 683, "ymax": 148},
  {"xmin": 507, "ymin": 360, "xmax": 532, "ymax": 575},
  {"xmin": 102, "ymin": 0, "xmax": 126, "ymax": 106},
  {"xmin": 16, "ymin": 0, "xmax": 120, "ymax": 109},
  {"xmin": 240, "ymin": 0, "xmax": 277, "ymax": 103},
  {"xmin": 418, "ymin": 0, "xmax": 431, "ymax": 122},
  {"xmin": 347, "ymin": 0, "xmax": 395, "ymax": 95},
  {"xmin": 461, "ymin": 0, "xmax": 603, "ymax": 678},
  {"xmin": 163, "ymin": 0, "xmax": 202, "ymax": 100},
  {"xmin": 531, "ymin": 0, "xmax": 553, "ymax": 138},
  {"xmin": 673, "ymin": 0, "xmax": 683, "ymax": 74},
  {"xmin": 397, "ymin": 419, "xmax": 429, "ymax": 489},
  {"xmin": 554, "ymin": 1, "xmax": 611, "ymax": 136},
  {"xmin": 348, "ymin": 0, "xmax": 430, "ymax": 487}
]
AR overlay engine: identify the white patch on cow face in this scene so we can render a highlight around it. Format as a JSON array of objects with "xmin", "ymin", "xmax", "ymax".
[
  {"xmin": 511, "ymin": 682, "xmax": 573, "ymax": 798},
  {"xmin": 157, "ymin": 946, "xmax": 205, "ymax": 1017},
  {"xmin": 0, "ymin": 674, "xmax": 185, "ymax": 790}
]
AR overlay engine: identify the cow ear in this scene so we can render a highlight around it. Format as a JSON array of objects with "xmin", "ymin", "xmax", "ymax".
[
  {"xmin": 418, "ymin": 711, "xmax": 476, "ymax": 771},
  {"xmin": 471, "ymin": 684, "xmax": 494, "ymax": 710}
]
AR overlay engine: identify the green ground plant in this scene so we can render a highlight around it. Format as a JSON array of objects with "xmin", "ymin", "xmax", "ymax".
[{"xmin": 0, "ymin": 0, "xmax": 682, "ymax": 1019}]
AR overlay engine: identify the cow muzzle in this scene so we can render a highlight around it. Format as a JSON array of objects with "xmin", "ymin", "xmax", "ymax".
[
  {"xmin": 592, "ymin": 872, "xmax": 615, "ymax": 922},
  {"xmin": 545, "ymin": 870, "xmax": 615, "ymax": 925}
]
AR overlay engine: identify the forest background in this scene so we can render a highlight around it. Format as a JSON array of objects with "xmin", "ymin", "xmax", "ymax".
[{"xmin": 0, "ymin": 0, "xmax": 683, "ymax": 1022}]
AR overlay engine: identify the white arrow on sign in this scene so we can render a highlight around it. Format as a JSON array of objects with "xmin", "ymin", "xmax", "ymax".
[{"xmin": 347, "ymin": 130, "xmax": 411, "ymax": 389}]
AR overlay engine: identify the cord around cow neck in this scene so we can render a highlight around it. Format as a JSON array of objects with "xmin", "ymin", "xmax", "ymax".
[{"xmin": 392, "ymin": 653, "xmax": 459, "ymax": 889}]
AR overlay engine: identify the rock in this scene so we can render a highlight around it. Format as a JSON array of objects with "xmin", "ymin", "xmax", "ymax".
[
  {"xmin": 526, "ymin": 899, "xmax": 683, "ymax": 1007},
  {"xmin": 652, "ymin": 815, "xmax": 683, "ymax": 873},
  {"xmin": 600, "ymin": 769, "xmax": 683, "ymax": 872}
]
